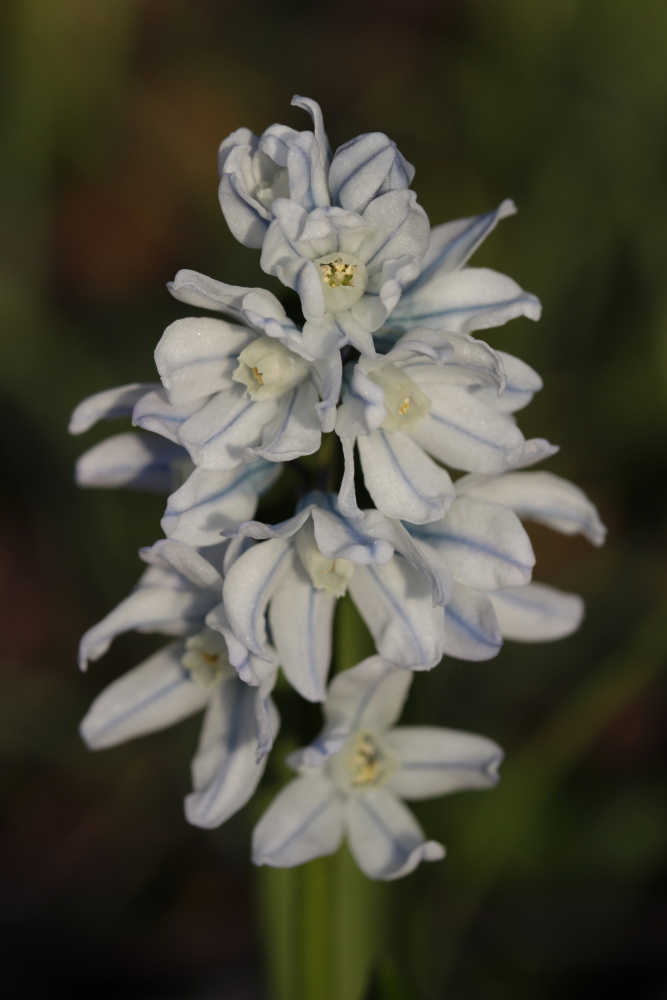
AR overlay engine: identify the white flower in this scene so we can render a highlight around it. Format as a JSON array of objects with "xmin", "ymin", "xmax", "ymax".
[
  {"xmin": 218, "ymin": 96, "xmax": 330, "ymax": 248},
  {"xmin": 220, "ymin": 491, "xmax": 448, "ymax": 700},
  {"xmin": 260, "ymin": 192, "xmax": 430, "ymax": 359},
  {"xmin": 78, "ymin": 538, "xmax": 279, "ymax": 828},
  {"xmin": 407, "ymin": 470, "xmax": 606, "ymax": 661},
  {"xmin": 252, "ymin": 656, "xmax": 502, "ymax": 880},
  {"xmin": 131, "ymin": 315, "xmax": 341, "ymax": 468},
  {"xmin": 377, "ymin": 199, "xmax": 542, "ymax": 345},
  {"xmin": 218, "ymin": 95, "xmax": 417, "ymax": 254},
  {"xmin": 336, "ymin": 327, "xmax": 554, "ymax": 525}
]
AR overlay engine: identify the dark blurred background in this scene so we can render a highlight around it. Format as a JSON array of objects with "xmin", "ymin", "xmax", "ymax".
[{"xmin": 1, "ymin": 1, "xmax": 666, "ymax": 997}]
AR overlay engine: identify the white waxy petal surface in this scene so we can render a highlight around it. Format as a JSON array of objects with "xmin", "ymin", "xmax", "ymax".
[
  {"xmin": 358, "ymin": 430, "xmax": 454, "ymax": 525},
  {"xmin": 345, "ymin": 787, "xmax": 444, "ymax": 880},
  {"xmin": 456, "ymin": 471, "xmax": 606, "ymax": 546},
  {"xmin": 252, "ymin": 775, "xmax": 344, "ymax": 868},
  {"xmin": 411, "ymin": 497, "xmax": 535, "ymax": 591},
  {"xmin": 412, "ymin": 385, "xmax": 525, "ymax": 473},
  {"xmin": 247, "ymin": 381, "xmax": 321, "ymax": 463},
  {"xmin": 391, "ymin": 266, "xmax": 541, "ymax": 335},
  {"xmin": 407, "ymin": 200, "xmax": 516, "ymax": 291},
  {"xmin": 185, "ymin": 678, "xmax": 273, "ymax": 828},
  {"xmin": 155, "ymin": 317, "xmax": 253, "ymax": 404},
  {"xmin": 489, "ymin": 583, "xmax": 584, "ymax": 641},
  {"xmin": 80, "ymin": 641, "xmax": 210, "ymax": 749},
  {"xmin": 161, "ymin": 462, "xmax": 280, "ymax": 548},
  {"xmin": 79, "ymin": 580, "xmax": 215, "ymax": 668},
  {"xmin": 269, "ymin": 560, "xmax": 335, "ymax": 702},
  {"xmin": 329, "ymin": 132, "xmax": 415, "ymax": 214},
  {"xmin": 69, "ymin": 383, "xmax": 158, "ymax": 435},
  {"xmin": 349, "ymin": 557, "xmax": 445, "ymax": 669},
  {"xmin": 386, "ymin": 727, "xmax": 503, "ymax": 800},
  {"xmin": 177, "ymin": 386, "xmax": 280, "ymax": 469},
  {"xmin": 441, "ymin": 583, "xmax": 503, "ymax": 661},
  {"xmin": 223, "ymin": 538, "xmax": 294, "ymax": 660},
  {"xmin": 76, "ymin": 433, "xmax": 184, "ymax": 493}
]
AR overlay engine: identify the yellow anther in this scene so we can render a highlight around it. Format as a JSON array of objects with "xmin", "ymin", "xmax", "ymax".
[
  {"xmin": 349, "ymin": 733, "xmax": 384, "ymax": 787},
  {"xmin": 398, "ymin": 397, "xmax": 411, "ymax": 415},
  {"xmin": 252, "ymin": 365, "xmax": 264, "ymax": 385},
  {"xmin": 320, "ymin": 257, "xmax": 356, "ymax": 288}
]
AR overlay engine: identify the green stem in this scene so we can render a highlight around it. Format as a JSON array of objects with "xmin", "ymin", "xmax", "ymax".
[{"xmin": 257, "ymin": 594, "xmax": 386, "ymax": 1000}]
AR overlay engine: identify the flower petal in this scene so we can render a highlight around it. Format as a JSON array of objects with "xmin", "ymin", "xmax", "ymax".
[
  {"xmin": 411, "ymin": 386, "xmax": 525, "ymax": 473},
  {"xmin": 345, "ymin": 788, "xmax": 444, "ymax": 880},
  {"xmin": 442, "ymin": 584, "xmax": 503, "ymax": 661},
  {"xmin": 411, "ymin": 497, "xmax": 534, "ymax": 590},
  {"xmin": 75, "ymin": 433, "xmax": 185, "ymax": 493},
  {"xmin": 168, "ymin": 269, "xmax": 287, "ymax": 327},
  {"xmin": 335, "ymin": 365, "xmax": 386, "ymax": 439},
  {"xmin": 161, "ymin": 461, "xmax": 280, "ymax": 547},
  {"xmin": 269, "ymin": 560, "xmax": 335, "ymax": 702},
  {"xmin": 252, "ymin": 775, "xmax": 344, "ymax": 868},
  {"xmin": 287, "ymin": 131, "xmax": 330, "ymax": 211},
  {"xmin": 489, "ymin": 583, "xmax": 584, "ymax": 641},
  {"xmin": 329, "ymin": 132, "xmax": 415, "ymax": 214},
  {"xmin": 139, "ymin": 539, "xmax": 222, "ymax": 592},
  {"xmin": 391, "ymin": 266, "xmax": 541, "ymax": 335},
  {"xmin": 222, "ymin": 537, "xmax": 294, "ymax": 660},
  {"xmin": 472, "ymin": 351, "xmax": 542, "ymax": 414},
  {"xmin": 132, "ymin": 388, "xmax": 204, "ymax": 444},
  {"xmin": 358, "ymin": 190, "xmax": 430, "ymax": 272},
  {"xmin": 311, "ymin": 352, "xmax": 343, "ymax": 433},
  {"xmin": 311, "ymin": 498, "xmax": 395, "ymax": 566},
  {"xmin": 177, "ymin": 386, "xmax": 280, "ymax": 470},
  {"xmin": 291, "ymin": 95, "xmax": 331, "ymax": 164},
  {"xmin": 79, "ymin": 574, "xmax": 214, "ymax": 669},
  {"xmin": 455, "ymin": 471, "xmax": 606, "ymax": 546},
  {"xmin": 327, "ymin": 656, "xmax": 412, "ymax": 736},
  {"xmin": 404, "ymin": 334, "xmax": 505, "ymax": 391},
  {"xmin": 358, "ymin": 430, "xmax": 455, "ymax": 525},
  {"xmin": 387, "ymin": 726, "xmax": 503, "ymax": 800},
  {"xmin": 407, "ymin": 199, "xmax": 516, "ymax": 292},
  {"xmin": 155, "ymin": 317, "xmax": 253, "ymax": 405},
  {"xmin": 69, "ymin": 383, "xmax": 158, "ymax": 435},
  {"xmin": 218, "ymin": 171, "xmax": 271, "ymax": 248},
  {"xmin": 185, "ymin": 678, "xmax": 276, "ymax": 828},
  {"xmin": 349, "ymin": 557, "xmax": 445, "ymax": 669},
  {"xmin": 80, "ymin": 641, "xmax": 210, "ymax": 749},
  {"xmin": 246, "ymin": 382, "xmax": 322, "ymax": 463}
]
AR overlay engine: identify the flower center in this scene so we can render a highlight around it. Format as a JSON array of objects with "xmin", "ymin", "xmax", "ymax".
[
  {"xmin": 314, "ymin": 252, "xmax": 368, "ymax": 314},
  {"xmin": 232, "ymin": 335, "xmax": 311, "ymax": 401},
  {"xmin": 295, "ymin": 519, "xmax": 355, "ymax": 597},
  {"xmin": 330, "ymin": 729, "xmax": 398, "ymax": 793},
  {"xmin": 181, "ymin": 629, "xmax": 232, "ymax": 687},
  {"xmin": 320, "ymin": 257, "xmax": 356, "ymax": 288},
  {"xmin": 366, "ymin": 363, "xmax": 432, "ymax": 432}
]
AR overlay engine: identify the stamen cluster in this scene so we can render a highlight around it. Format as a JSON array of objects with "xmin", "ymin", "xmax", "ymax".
[{"xmin": 71, "ymin": 97, "xmax": 605, "ymax": 880}]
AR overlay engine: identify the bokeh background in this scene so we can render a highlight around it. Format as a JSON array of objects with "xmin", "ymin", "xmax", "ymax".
[{"xmin": 1, "ymin": 1, "xmax": 666, "ymax": 997}]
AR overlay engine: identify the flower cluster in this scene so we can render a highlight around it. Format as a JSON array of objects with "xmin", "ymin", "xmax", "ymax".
[{"xmin": 72, "ymin": 97, "xmax": 605, "ymax": 880}]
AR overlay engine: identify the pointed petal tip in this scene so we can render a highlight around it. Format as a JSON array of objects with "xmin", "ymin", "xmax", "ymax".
[{"xmin": 499, "ymin": 198, "xmax": 517, "ymax": 218}]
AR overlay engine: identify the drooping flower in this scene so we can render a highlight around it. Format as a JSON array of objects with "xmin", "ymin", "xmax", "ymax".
[
  {"xmin": 219, "ymin": 491, "xmax": 448, "ymax": 700},
  {"xmin": 335, "ymin": 326, "xmax": 554, "ymax": 525},
  {"xmin": 132, "ymin": 314, "xmax": 341, "ymax": 468},
  {"xmin": 259, "ymin": 189, "xmax": 430, "ymax": 358},
  {"xmin": 252, "ymin": 656, "xmax": 503, "ymax": 880},
  {"xmin": 408, "ymin": 470, "xmax": 607, "ymax": 661},
  {"xmin": 79, "ymin": 538, "xmax": 279, "ymax": 828},
  {"xmin": 376, "ymin": 199, "xmax": 542, "ymax": 348},
  {"xmin": 218, "ymin": 96, "xmax": 416, "ymax": 251}
]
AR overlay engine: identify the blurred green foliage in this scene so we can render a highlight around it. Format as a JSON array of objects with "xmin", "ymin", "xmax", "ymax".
[{"xmin": 1, "ymin": 1, "xmax": 666, "ymax": 997}]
